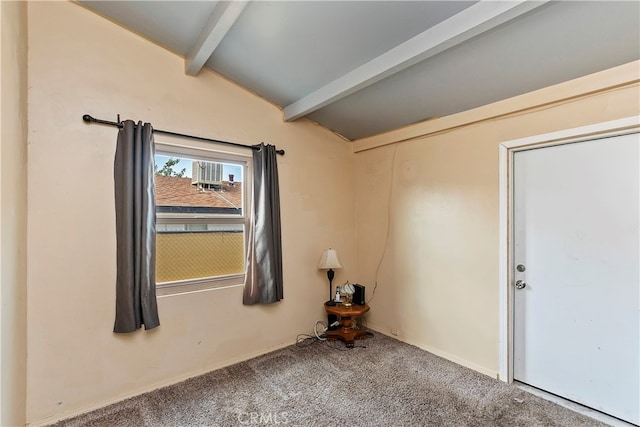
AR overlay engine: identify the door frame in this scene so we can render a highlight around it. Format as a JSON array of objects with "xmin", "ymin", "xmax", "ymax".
[{"xmin": 498, "ymin": 116, "xmax": 640, "ymax": 383}]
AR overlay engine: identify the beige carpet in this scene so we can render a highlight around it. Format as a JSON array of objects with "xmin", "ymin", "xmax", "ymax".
[{"xmin": 52, "ymin": 333, "xmax": 608, "ymax": 426}]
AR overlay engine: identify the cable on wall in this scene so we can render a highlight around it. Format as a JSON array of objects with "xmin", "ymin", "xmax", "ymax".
[{"xmin": 367, "ymin": 144, "xmax": 399, "ymax": 304}]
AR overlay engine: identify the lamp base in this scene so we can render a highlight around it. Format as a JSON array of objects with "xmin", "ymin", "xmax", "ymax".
[{"xmin": 325, "ymin": 300, "xmax": 336, "ymax": 306}]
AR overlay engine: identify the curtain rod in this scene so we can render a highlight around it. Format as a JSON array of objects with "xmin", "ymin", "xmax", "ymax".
[{"xmin": 82, "ymin": 114, "xmax": 285, "ymax": 156}]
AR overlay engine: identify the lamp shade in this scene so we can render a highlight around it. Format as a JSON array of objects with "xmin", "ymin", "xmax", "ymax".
[{"xmin": 318, "ymin": 248, "xmax": 342, "ymax": 269}]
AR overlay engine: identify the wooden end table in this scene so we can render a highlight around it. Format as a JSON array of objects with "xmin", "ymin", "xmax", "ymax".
[{"xmin": 324, "ymin": 303, "xmax": 370, "ymax": 348}]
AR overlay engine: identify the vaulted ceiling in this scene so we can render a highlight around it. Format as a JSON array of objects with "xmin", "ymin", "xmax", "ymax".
[{"xmin": 79, "ymin": 1, "xmax": 640, "ymax": 141}]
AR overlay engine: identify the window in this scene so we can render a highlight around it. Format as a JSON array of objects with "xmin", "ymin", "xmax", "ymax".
[{"xmin": 154, "ymin": 142, "xmax": 251, "ymax": 293}]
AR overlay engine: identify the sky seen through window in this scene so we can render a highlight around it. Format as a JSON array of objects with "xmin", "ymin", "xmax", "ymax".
[{"xmin": 155, "ymin": 155, "xmax": 242, "ymax": 181}]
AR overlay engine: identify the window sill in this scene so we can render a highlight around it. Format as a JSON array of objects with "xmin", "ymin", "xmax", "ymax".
[{"xmin": 157, "ymin": 275, "xmax": 244, "ymax": 297}]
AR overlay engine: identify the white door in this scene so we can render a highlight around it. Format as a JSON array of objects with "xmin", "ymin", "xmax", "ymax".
[{"xmin": 513, "ymin": 132, "xmax": 639, "ymax": 425}]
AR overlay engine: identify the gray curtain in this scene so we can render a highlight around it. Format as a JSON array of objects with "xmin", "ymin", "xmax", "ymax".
[
  {"xmin": 113, "ymin": 120, "xmax": 160, "ymax": 333},
  {"xmin": 243, "ymin": 143, "xmax": 283, "ymax": 305}
]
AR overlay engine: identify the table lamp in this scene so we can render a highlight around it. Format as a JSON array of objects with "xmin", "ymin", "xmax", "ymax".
[{"xmin": 319, "ymin": 248, "xmax": 342, "ymax": 306}]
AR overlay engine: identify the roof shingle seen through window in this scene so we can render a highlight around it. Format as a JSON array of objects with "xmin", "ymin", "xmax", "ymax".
[{"xmin": 155, "ymin": 175, "xmax": 242, "ymax": 209}]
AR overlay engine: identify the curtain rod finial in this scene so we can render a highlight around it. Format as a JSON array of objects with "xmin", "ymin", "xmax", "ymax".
[{"xmin": 82, "ymin": 114, "xmax": 95, "ymax": 123}]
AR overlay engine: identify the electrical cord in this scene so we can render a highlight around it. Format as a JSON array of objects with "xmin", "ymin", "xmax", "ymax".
[
  {"xmin": 325, "ymin": 339, "xmax": 368, "ymax": 351},
  {"xmin": 314, "ymin": 320, "xmax": 328, "ymax": 341},
  {"xmin": 367, "ymin": 145, "xmax": 399, "ymax": 305},
  {"xmin": 295, "ymin": 334, "xmax": 318, "ymax": 347},
  {"xmin": 295, "ymin": 320, "xmax": 336, "ymax": 346},
  {"xmin": 298, "ymin": 319, "xmax": 373, "ymax": 350}
]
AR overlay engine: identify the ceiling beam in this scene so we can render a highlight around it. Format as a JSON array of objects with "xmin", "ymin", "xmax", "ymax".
[
  {"xmin": 185, "ymin": 1, "xmax": 249, "ymax": 77},
  {"xmin": 283, "ymin": 0, "xmax": 549, "ymax": 122}
]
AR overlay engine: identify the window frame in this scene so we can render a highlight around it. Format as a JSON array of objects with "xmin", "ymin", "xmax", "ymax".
[{"xmin": 154, "ymin": 140, "xmax": 253, "ymax": 296}]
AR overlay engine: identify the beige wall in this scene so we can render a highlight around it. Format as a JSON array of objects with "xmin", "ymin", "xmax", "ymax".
[
  {"xmin": 0, "ymin": 1, "xmax": 29, "ymax": 425},
  {"xmin": 355, "ymin": 63, "xmax": 640, "ymax": 376},
  {"xmin": 22, "ymin": 0, "xmax": 640, "ymax": 424},
  {"xmin": 26, "ymin": 2, "xmax": 355, "ymax": 424}
]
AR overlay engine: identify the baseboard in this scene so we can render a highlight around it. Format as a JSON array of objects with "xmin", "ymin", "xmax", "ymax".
[
  {"xmin": 28, "ymin": 338, "xmax": 298, "ymax": 427},
  {"xmin": 367, "ymin": 323, "xmax": 498, "ymax": 379}
]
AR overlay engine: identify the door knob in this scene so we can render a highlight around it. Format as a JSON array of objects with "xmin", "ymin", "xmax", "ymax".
[{"xmin": 515, "ymin": 280, "xmax": 526, "ymax": 289}]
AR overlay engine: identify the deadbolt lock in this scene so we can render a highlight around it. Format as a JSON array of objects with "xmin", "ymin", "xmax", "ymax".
[{"xmin": 516, "ymin": 264, "xmax": 526, "ymax": 272}]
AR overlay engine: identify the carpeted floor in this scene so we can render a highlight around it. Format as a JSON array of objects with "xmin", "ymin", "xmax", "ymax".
[{"xmin": 52, "ymin": 333, "xmax": 608, "ymax": 427}]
